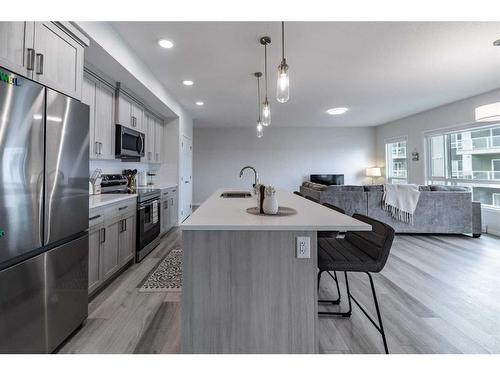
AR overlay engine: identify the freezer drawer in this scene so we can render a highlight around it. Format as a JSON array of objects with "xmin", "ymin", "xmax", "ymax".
[{"xmin": 0, "ymin": 234, "xmax": 88, "ymax": 353}]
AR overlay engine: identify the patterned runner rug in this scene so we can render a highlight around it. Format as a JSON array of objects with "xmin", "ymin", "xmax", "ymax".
[{"xmin": 139, "ymin": 249, "xmax": 182, "ymax": 292}]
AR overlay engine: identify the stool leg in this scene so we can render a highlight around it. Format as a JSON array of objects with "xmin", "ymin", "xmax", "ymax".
[
  {"xmin": 318, "ymin": 270, "xmax": 341, "ymax": 305},
  {"xmin": 318, "ymin": 271, "xmax": 351, "ymax": 316},
  {"xmin": 367, "ymin": 272, "xmax": 389, "ymax": 354}
]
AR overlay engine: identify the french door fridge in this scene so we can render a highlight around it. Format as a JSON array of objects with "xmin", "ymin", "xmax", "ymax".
[{"xmin": 0, "ymin": 67, "xmax": 89, "ymax": 353}]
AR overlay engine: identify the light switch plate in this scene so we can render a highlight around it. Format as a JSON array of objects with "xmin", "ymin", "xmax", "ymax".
[{"xmin": 296, "ymin": 236, "xmax": 311, "ymax": 259}]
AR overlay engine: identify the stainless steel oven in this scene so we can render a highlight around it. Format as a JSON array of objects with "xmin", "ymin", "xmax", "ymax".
[
  {"xmin": 137, "ymin": 191, "xmax": 161, "ymax": 262},
  {"xmin": 115, "ymin": 124, "xmax": 145, "ymax": 160}
]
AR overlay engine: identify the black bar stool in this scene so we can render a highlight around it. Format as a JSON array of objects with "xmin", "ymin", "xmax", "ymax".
[{"xmin": 317, "ymin": 214, "xmax": 395, "ymax": 354}]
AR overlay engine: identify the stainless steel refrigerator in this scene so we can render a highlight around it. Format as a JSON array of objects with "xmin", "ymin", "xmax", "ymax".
[{"xmin": 0, "ymin": 67, "xmax": 89, "ymax": 353}]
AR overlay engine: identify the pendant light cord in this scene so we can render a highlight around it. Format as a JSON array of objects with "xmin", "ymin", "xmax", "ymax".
[
  {"xmin": 257, "ymin": 75, "xmax": 261, "ymax": 121},
  {"xmin": 264, "ymin": 44, "xmax": 268, "ymax": 101},
  {"xmin": 281, "ymin": 21, "xmax": 285, "ymax": 61}
]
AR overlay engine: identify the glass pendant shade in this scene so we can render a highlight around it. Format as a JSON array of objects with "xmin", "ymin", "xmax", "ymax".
[
  {"xmin": 475, "ymin": 102, "xmax": 500, "ymax": 122},
  {"xmin": 256, "ymin": 121, "xmax": 264, "ymax": 138},
  {"xmin": 277, "ymin": 61, "xmax": 289, "ymax": 103},
  {"xmin": 262, "ymin": 100, "xmax": 271, "ymax": 126}
]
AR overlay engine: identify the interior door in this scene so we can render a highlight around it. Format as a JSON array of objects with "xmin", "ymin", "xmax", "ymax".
[
  {"xmin": 45, "ymin": 89, "xmax": 89, "ymax": 246},
  {"xmin": 0, "ymin": 69, "xmax": 45, "ymax": 269}
]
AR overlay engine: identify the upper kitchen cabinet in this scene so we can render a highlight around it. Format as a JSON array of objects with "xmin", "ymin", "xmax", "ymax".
[
  {"xmin": 0, "ymin": 22, "xmax": 88, "ymax": 100},
  {"xmin": 144, "ymin": 111, "xmax": 164, "ymax": 163},
  {"xmin": 83, "ymin": 71, "xmax": 115, "ymax": 160},
  {"xmin": 0, "ymin": 22, "xmax": 34, "ymax": 77},
  {"xmin": 115, "ymin": 85, "xmax": 144, "ymax": 132}
]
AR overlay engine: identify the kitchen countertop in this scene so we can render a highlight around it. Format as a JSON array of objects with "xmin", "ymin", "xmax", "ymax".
[
  {"xmin": 181, "ymin": 188, "xmax": 371, "ymax": 232},
  {"xmin": 136, "ymin": 183, "xmax": 178, "ymax": 190},
  {"xmin": 89, "ymin": 194, "xmax": 138, "ymax": 210}
]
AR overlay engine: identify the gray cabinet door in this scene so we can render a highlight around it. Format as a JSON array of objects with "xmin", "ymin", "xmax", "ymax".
[
  {"xmin": 33, "ymin": 22, "xmax": 84, "ymax": 100},
  {"xmin": 82, "ymin": 73, "xmax": 97, "ymax": 158},
  {"xmin": 102, "ymin": 219, "xmax": 120, "ymax": 280},
  {"xmin": 131, "ymin": 100, "xmax": 143, "ymax": 132},
  {"xmin": 161, "ymin": 199, "xmax": 171, "ymax": 233},
  {"xmin": 119, "ymin": 213, "xmax": 136, "ymax": 266},
  {"xmin": 88, "ymin": 225, "xmax": 102, "ymax": 294},
  {"xmin": 0, "ymin": 22, "xmax": 34, "ymax": 78},
  {"xmin": 95, "ymin": 81, "xmax": 115, "ymax": 159},
  {"xmin": 170, "ymin": 192, "xmax": 178, "ymax": 226}
]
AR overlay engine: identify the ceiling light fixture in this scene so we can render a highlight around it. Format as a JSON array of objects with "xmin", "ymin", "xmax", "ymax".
[
  {"xmin": 254, "ymin": 72, "xmax": 264, "ymax": 138},
  {"xmin": 158, "ymin": 39, "xmax": 174, "ymax": 49},
  {"xmin": 326, "ymin": 107, "xmax": 349, "ymax": 115},
  {"xmin": 277, "ymin": 22, "xmax": 290, "ymax": 103},
  {"xmin": 182, "ymin": 80, "xmax": 194, "ymax": 86},
  {"xmin": 260, "ymin": 36, "xmax": 271, "ymax": 127},
  {"xmin": 195, "ymin": 101, "xmax": 204, "ymax": 106}
]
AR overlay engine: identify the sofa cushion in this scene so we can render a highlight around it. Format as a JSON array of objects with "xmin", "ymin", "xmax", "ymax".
[
  {"xmin": 429, "ymin": 185, "xmax": 470, "ymax": 192},
  {"xmin": 302, "ymin": 181, "xmax": 327, "ymax": 191},
  {"xmin": 325, "ymin": 185, "xmax": 364, "ymax": 192},
  {"xmin": 364, "ymin": 185, "xmax": 384, "ymax": 192}
]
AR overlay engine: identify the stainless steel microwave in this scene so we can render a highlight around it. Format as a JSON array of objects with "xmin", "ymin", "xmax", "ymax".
[{"xmin": 115, "ymin": 124, "xmax": 145, "ymax": 159}]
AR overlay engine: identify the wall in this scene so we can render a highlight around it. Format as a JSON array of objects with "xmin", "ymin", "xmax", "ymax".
[
  {"xmin": 193, "ymin": 126, "xmax": 376, "ymax": 204},
  {"xmin": 375, "ymin": 88, "xmax": 500, "ymax": 235}
]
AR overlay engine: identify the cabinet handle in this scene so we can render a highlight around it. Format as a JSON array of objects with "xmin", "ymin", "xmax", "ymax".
[
  {"xmin": 99, "ymin": 142, "xmax": 102, "ymax": 155},
  {"xmin": 124, "ymin": 218, "xmax": 127, "ymax": 232},
  {"xmin": 100, "ymin": 228, "xmax": 106, "ymax": 243},
  {"xmin": 26, "ymin": 48, "xmax": 35, "ymax": 71},
  {"xmin": 89, "ymin": 214, "xmax": 101, "ymax": 221},
  {"xmin": 119, "ymin": 206, "xmax": 128, "ymax": 211},
  {"xmin": 35, "ymin": 53, "xmax": 44, "ymax": 75}
]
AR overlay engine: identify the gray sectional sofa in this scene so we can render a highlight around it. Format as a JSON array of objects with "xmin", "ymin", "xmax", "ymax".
[{"xmin": 299, "ymin": 182, "xmax": 482, "ymax": 236}]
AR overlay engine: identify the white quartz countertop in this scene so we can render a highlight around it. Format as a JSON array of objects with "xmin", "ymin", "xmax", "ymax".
[
  {"xmin": 89, "ymin": 194, "xmax": 137, "ymax": 210},
  {"xmin": 181, "ymin": 188, "xmax": 372, "ymax": 232}
]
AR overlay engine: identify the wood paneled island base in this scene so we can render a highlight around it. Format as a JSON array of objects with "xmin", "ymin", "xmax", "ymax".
[{"xmin": 182, "ymin": 230, "xmax": 318, "ymax": 353}]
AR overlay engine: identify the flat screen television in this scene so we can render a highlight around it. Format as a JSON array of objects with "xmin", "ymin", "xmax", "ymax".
[{"xmin": 310, "ymin": 174, "xmax": 344, "ymax": 186}]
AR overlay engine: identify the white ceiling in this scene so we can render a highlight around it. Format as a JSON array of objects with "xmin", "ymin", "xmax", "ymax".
[{"xmin": 110, "ymin": 22, "xmax": 500, "ymax": 128}]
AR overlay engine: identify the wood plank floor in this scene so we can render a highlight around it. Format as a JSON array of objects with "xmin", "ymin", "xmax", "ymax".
[{"xmin": 59, "ymin": 229, "xmax": 500, "ymax": 354}]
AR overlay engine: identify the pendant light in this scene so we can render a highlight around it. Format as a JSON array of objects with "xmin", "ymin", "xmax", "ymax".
[
  {"xmin": 254, "ymin": 72, "xmax": 264, "ymax": 138},
  {"xmin": 277, "ymin": 21, "xmax": 290, "ymax": 103},
  {"xmin": 474, "ymin": 40, "xmax": 500, "ymax": 122},
  {"xmin": 260, "ymin": 36, "xmax": 271, "ymax": 126}
]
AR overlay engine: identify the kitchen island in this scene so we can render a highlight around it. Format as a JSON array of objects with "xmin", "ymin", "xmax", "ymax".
[{"xmin": 180, "ymin": 188, "xmax": 371, "ymax": 353}]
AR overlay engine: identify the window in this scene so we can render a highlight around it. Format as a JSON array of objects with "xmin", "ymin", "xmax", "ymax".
[
  {"xmin": 426, "ymin": 124, "xmax": 500, "ymax": 208},
  {"xmin": 385, "ymin": 138, "xmax": 408, "ymax": 184}
]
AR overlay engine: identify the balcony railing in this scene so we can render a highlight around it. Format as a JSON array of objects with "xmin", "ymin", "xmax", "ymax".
[
  {"xmin": 454, "ymin": 135, "xmax": 500, "ymax": 152},
  {"xmin": 451, "ymin": 170, "xmax": 500, "ymax": 180}
]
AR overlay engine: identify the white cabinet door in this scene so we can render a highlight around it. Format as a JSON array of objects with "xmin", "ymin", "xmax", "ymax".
[
  {"xmin": 95, "ymin": 82, "xmax": 115, "ymax": 159},
  {"xmin": 131, "ymin": 101, "xmax": 143, "ymax": 132},
  {"xmin": 88, "ymin": 225, "xmax": 102, "ymax": 294},
  {"xmin": 145, "ymin": 112, "xmax": 155, "ymax": 162},
  {"xmin": 0, "ymin": 22, "xmax": 34, "ymax": 77},
  {"xmin": 170, "ymin": 190, "xmax": 178, "ymax": 226},
  {"xmin": 118, "ymin": 213, "xmax": 136, "ymax": 266},
  {"xmin": 102, "ymin": 219, "xmax": 120, "ymax": 281},
  {"xmin": 33, "ymin": 22, "xmax": 84, "ymax": 100},
  {"xmin": 82, "ymin": 73, "xmax": 98, "ymax": 158},
  {"xmin": 155, "ymin": 120, "xmax": 163, "ymax": 163},
  {"xmin": 116, "ymin": 92, "xmax": 132, "ymax": 128}
]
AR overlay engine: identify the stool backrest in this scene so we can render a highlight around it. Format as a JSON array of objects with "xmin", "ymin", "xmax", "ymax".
[{"xmin": 346, "ymin": 214, "xmax": 395, "ymax": 272}]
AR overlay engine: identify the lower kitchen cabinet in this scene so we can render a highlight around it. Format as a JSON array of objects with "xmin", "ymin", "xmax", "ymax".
[
  {"xmin": 160, "ymin": 187, "xmax": 178, "ymax": 235},
  {"xmin": 88, "ymin": 198, "xmax": 137, "ymax": 295}
]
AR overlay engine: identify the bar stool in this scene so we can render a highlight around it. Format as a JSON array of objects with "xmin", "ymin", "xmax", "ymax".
[{"xmin": 317, "ymin": 214, "xmax": 395, "ymax": 354}]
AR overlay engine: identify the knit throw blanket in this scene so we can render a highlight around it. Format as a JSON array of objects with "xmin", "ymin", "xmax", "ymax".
[{"xmin": 383, "ymin": 184, "xmax": 421, "ymax": 224}]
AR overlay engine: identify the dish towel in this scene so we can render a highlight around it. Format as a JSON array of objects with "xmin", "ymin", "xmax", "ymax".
[{"xmin": 383, "ymin": 184, "xmax": 421, "ymax": 224}]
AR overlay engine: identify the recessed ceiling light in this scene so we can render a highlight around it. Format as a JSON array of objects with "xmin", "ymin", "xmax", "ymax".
[
  {"xmin": 326, "ymin": 107, "xmax": 349, "ymax": 115},
  {"xmin": 195, "ymin": 101, "xmax": 204, "ymax": 106},
  {"xmin": 158, "ymin": 39, "xmax": 174, "ymax": 49},
  {"xmin": 183, "ymin": 80, "xmax": 194, "ymax": 86}
]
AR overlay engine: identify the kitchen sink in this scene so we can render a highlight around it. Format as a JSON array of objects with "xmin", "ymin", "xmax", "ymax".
[{"xmin": 220, "ymin": 191, "xmax": 252, "ymax": 198}]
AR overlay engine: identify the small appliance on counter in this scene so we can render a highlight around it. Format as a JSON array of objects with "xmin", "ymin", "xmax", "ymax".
[
  {"xmin": 147, "ymin": 171, "xmax": 157, "ymax": 186},
  {"xmin": 100, "ymin": 174, "xmax": 162, "ymax": 262}
]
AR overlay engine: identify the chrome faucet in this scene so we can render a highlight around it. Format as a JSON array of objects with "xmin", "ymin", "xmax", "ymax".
[{"xmin": 239, "ymin": 166, "xmax": 259, "ymax": 191}]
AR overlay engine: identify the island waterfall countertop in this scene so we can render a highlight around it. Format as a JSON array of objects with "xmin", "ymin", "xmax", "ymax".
[{"xmin": 181, "ymin": 188, "xmax": 371, "ymax": 232}]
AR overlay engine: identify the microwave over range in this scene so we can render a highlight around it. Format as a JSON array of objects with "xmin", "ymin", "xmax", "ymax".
[{"xmin": 115, "ymin": 124, "xmax": 145, "ymax": 160}]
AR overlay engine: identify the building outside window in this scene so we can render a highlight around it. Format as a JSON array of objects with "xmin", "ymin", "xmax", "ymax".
[
  {"xmin": 426, "ymin": 124, "xmax": 500, "ymax": 208},
  {"xmin": 385, "ymin": 137, "xmax": 408, "ymax": 184}
]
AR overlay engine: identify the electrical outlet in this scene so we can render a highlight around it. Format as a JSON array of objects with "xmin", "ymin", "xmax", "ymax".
[{"xmin": 296, "ymin": 236, "xmax": 311, "ymax": 259}]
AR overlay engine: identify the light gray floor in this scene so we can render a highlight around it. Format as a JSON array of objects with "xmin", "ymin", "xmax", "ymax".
[{"xmin": 59, "ymin": 229, "xmax": 500, "ymax": 354}]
